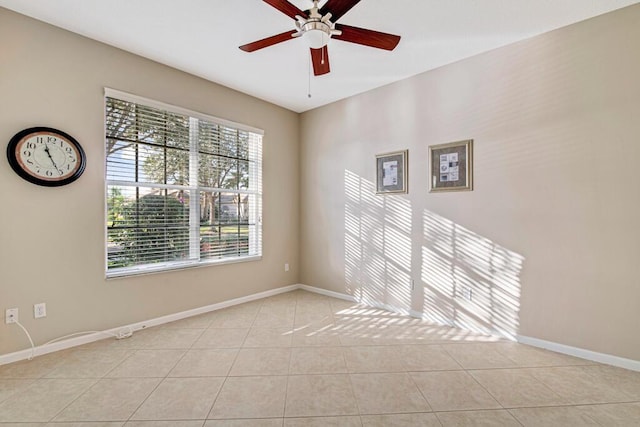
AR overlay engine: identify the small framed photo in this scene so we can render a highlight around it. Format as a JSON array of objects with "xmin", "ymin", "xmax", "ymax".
[
  {"xmin": 376, "ymin": 150, "xmax": 408, "ymax": 194},
  {"xmin": 429, "ymin": 139, "xmax": 473, "ymax": 192}
]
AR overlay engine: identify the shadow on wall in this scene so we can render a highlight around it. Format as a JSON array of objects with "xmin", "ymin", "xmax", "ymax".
[
  {"xmin": 344, "ymin": 170, "xmax": 412, "ymax": 314},
  {"xmin": 344, "ymin": 170, "xmax": 525, "ymax": 340},
  {"xmin": 420, "ymin": 210, "xmax": 524, "ymax": 340}
]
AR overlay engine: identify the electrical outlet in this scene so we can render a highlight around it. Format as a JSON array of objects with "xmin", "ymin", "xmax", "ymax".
[
  {"xmin": 34, "ymin": 303, "xmax": 46, "ymax": 319},
  {"xmin": 284, "ymin": 263, "xmax": 290, "ymax": 272},
  {"xmin": 5, "ymin": 308, "xmax": 18, "ymax": 324}
]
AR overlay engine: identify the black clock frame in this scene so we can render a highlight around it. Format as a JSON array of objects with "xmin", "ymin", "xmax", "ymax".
[{"xmin": 7, "ymin": 127, "xmax": 87, "ymax": 187}]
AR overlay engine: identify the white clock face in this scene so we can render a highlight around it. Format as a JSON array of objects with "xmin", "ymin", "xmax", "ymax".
[{"xmin": 16, "ymin": 132, "xmax": 81, "ymax": 181}]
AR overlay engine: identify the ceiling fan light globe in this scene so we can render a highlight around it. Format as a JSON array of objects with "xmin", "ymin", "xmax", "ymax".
[{"xmin": 304, "ymin": 29, "xmax": 328, "ymax": 48}]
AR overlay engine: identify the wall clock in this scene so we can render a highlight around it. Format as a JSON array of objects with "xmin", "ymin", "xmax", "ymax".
[{"xmin": 7, "ymin": 127, "xmax": 86, "ymax": 187}]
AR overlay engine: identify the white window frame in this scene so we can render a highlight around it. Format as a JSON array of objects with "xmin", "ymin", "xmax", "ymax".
[{"xmin": 105, "ymin": 88, "xmax": 263, "ymax": 278}]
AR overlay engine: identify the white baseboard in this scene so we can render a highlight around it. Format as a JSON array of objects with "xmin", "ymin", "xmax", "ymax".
[
  {"xmin": 301, "ymin": 285, "xmax": 416, "ymax": 318},
  {"xmin": 298, "ymin": 284, "xmax": 356, "ymax": 302},
  {"xmin": 4, "ymin": 283, "xmax": 639, "ymax": 373},
  {"xmin": 301, "ymin": 285, "xmax": 414, "ymax": 316},
  {"xmin": 517, "ymin": 335, "xmax": 640, "ymax": 372},
  {"xmin": 409, "ymin": 310, "xmax": 517, "ymax": 341},
  {"xmin": 302, "ymin": 284, "xmax": 640, "ymax": 372},
  {"xmin": 409, "ymin": 309, "xmax": 456, "ymax": 328},
  {"xmin": 0, "ymin": 284, "xmax": 299, "ymax": 366},
  {"xmin": 303, "ymin": 285, "xmax": 493, "ymax": 333}
]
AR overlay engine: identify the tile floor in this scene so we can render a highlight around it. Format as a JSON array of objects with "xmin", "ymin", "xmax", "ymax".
[{"xmin": 1, "ymin": 289, "xmax": 639, "ymax": 426}]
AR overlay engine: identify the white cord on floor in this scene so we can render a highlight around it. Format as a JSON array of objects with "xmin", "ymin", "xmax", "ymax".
[
  {"xmin": 43, "ymin": 330, "xmax": 120, "ymax": 346},
  {"xmin": 13, "ymin": 320, "xmax": 35, "ymax": 360},
  {"xmin": 10, "ymin": 324, "xmax": 121, "ymax": 361}
]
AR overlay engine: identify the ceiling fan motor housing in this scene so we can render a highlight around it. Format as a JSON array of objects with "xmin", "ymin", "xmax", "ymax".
[{"xmin": 301, "ymin": 21, "xmax": 332, "ymax": 48}]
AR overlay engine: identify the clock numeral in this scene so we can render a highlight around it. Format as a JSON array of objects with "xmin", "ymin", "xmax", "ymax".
[
  {"xmin": 26, "ymin": 159, "xmax": 34, "ymax": 165},
  {"xmin": 26, "ymin": 142, "xmax": 36, "ymax": 149},
  {"xmin": 47, "ymin": 136, "xmax": 57, "ymax": 143},
  {"xmin": 23, "ymin": 150, "xmax": 32, "ymax": 157},
  {"xmin": 36, "ymin": 137, "xmax": 44, "ymax": 144},
  {"xmin": 65, "ymin": 147, "xmax": 73, "ymax": 154},
  {"xmin": 69, "ymin": 157, "xmax": 76, "ymax": 163},
  {"xmin": 58, "ymin": 169, "xmax": 64, "ymax": 176},
  {"xmin": 67, "ymin": 164, "xmax": 72, "ymax": 170},
  {"xmin": 45, "ymin": 170, "xmax": 53, "ymax": 177}
]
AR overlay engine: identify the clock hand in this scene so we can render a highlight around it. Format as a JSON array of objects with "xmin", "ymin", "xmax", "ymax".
[{"xmin": 43, "ymin": 144, "xmax": 59, "ymax": 169}]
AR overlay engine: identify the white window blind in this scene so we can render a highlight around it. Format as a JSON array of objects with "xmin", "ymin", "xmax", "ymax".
[{"xmin": 105, "ymin": 90, "xmax": 262, "ymax": 277}]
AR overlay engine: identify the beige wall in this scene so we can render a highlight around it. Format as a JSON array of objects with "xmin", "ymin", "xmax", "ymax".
[
  {"xmin": 0, "ymin": 8, "xmax": 300, "ymax": 355},
  {"xmin": 300, "ymin": 5, "xmax": 640, "ymax": 361},
  {"xmin": 3, "ymin": 4, "xmax": 639, "ymax": 363}
]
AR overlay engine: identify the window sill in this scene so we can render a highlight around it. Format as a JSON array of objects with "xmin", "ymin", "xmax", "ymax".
[{"xmin": 106, "ymin": 255, "xmax": 262, "ymax": 280}]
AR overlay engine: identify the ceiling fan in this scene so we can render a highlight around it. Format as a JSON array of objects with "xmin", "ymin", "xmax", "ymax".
[{"xmin": 239, "ymin": 0, "xmax": 401, "ymax": 76}]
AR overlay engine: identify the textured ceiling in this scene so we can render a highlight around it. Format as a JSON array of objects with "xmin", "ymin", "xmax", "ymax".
[{"xmin": 1, "ymin": 0, "xmax": 638, "ymax": 112}]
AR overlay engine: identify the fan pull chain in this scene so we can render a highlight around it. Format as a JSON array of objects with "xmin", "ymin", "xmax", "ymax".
[
  {"xmin": 308, "ymin": 51, "xmax": 312, "ymax": 98},
  {"xmin": 321, "ymin": 33, "xmax": 326, "ymax": 65}
]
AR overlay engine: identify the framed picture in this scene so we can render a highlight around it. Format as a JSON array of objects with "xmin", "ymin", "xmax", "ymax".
[
  {"xmin": 376, "ymin": 150, "xmax": 408, "ymax": 194},
  {"xmin": 429, "ymin": 139, "xmax": 473, "ymax": 192}
]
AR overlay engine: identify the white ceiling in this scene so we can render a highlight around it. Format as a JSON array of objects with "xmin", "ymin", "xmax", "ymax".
[{"xmin": 1, "ymin": 0, "xmax": 638, "ymax": 112}]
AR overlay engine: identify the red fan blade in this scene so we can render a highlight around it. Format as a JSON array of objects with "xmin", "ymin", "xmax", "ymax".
[
  {"xmin": 333, "ymin": 24, "xmax": 401, "ymax": 50},
  {"xmin": 319, "ymin": 0, "xmax": 361, "ymax": 22},
  {"xmin": 310, "ymin": 46, "xmax": 330, "ymax": 76},
  {"xmin": 239, "ymin": 30, "xmax": 297, "ymax": 52},
  {"xmin": 263, "ymin": 0, "xmax": 307, "ymax": 19}
]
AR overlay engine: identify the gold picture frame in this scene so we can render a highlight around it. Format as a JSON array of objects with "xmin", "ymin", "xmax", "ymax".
[
  {"xmin": 376, "ymin": 150, "xmax": 408, "ymax": 194},
  {"xmin": 429, "ymin": 139, "xmax": 473, "ymax": 192}
]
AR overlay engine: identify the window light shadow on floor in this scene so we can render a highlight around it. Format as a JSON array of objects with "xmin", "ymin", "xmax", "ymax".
[{"xmin": 343, "ymin": 169, "xmax": 525, "ymax": 341}]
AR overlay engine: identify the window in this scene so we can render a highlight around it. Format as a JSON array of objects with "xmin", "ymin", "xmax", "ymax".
[{"xmin": 105, "ymin": 89, "xmax": 262, "ymax": 277}]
